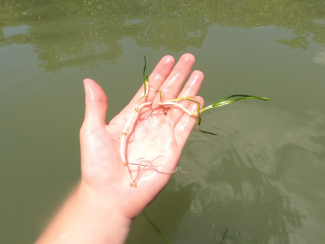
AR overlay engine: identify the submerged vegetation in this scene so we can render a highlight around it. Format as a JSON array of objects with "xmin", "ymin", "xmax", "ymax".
[{"xmin": 121, "ymin": 55, "xmax": 270, "ymax": 186}]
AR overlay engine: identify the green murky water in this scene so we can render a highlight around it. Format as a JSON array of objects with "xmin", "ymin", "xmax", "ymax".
[{"xmin": 1, "ymin": 0, "xmax": 325, "ymax": 243}]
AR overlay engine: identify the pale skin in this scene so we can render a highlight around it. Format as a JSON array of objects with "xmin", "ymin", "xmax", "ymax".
[{"xmin": 36, "ymin": 53, "xmax": 204, "ymax": 244}]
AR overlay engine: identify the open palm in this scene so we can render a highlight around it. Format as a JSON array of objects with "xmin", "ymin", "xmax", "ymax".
[{"xmin": 80, "ymin": 54, "xmax": 204, "ymax": 219}]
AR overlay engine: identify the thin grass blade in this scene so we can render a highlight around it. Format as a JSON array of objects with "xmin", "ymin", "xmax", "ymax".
[
  {"xmin": 184, "ymin": 97, "xmax": 217, "ymax": 135},
  {"xmin": 143, "ymin": 211, "xmax": 171, "ymax": 244},
  {"xmin": 213, "ymin": 94, "xmax": 268, "ymax": 105},
  {"xmin": 198, "ymin": 128, "xmax": 217, "ymax": 136},
  {"xmin": 212, "ymin": 96, "xmax": 270, "ymax": 108},
  {"xmin": 143, "ymin": 54, "xmax": 147, "ymax": 84}
]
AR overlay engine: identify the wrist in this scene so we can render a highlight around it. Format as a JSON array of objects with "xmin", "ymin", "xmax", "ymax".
[
  {"xmin": 37, "ymin": 182, "xmax": 132, "ymax": 244},
  {"xmin": 76, "ymin": 180, "xmax": 132, "ymax": 230},
  {"xmin": 76, "ymin": 184, "xmax": 132, "ymax": 244}
]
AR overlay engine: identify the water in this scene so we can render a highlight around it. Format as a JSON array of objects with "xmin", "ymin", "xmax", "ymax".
[{"xmin": 1, "ymin": 0, "xmax": 325, "ymax": 243}]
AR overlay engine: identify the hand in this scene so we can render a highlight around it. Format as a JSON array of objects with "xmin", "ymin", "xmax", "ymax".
[
  {"xmin": 80, "ymin": 53, "xmax": 204, "ymax": 219},
  {"xmin": 36, "ymin": 54, "xmax": 204, "ymax": 244}
]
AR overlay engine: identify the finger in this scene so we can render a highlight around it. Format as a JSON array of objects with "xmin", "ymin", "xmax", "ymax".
[
  {"xmin": 174, "ymin": 96, "xmax": 204, "ymax": 147},
  {"xmin": 82, "ymin": 78, "xmax": 108, "ymax": 130},
  {"xmin": 153, "ymin": 53, "xmax": 195, "ymax": 103},
  {"xmin": 129, "ymin": 55, "xmax": 175, "ymax": 105},
  {"xmin": 169, "ymin": 70, "xmax": 204, "ymax": 124}
]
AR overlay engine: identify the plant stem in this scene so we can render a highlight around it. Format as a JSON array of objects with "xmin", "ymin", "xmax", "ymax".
[
  {"xmin": 120, "ymin": 100, "xmax": 193, "ymax": 186},
  {"xmin": 121, "ymin": 57, "xmax": 270, "ymax": 186},
  {"xmin": 121, "ymin": 102, "xmax": 153, "ymax": 186}
]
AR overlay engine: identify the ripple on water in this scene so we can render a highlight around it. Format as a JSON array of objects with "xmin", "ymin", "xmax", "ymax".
[{"xmin": 174, "ymin": 103, "xmax": 325, "ymax": 243}]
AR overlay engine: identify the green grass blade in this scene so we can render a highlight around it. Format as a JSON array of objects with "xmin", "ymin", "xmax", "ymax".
[
  {"xmin": 199, "ymin": 128, "xmax": 217, "ymax": 136},
  {"xmin": 184, "ymin": 97, "xmax": 217, "ymax": 136},
  {"xmin": 198, "ymin": 101, "xmax": 217, "ymax": 136},
  {"xmin": 221, "ymin": 227, "xmax": 228, "ymax": 244},
  {"xmin": 212, "ymin": 95, "xmax": 270, "ymax": 108},
  {"xmin": 143, "ymin": 54, "xmax": 147, "ymax": 84},
  {"xmin": 197, "ymin": 94, "xmax": 270, "ymax": 135},
  {"xmin": 184, "ymin": 97, "xmax": 198, "ymax": 103},
  {"xmin": 214, "ymin": 94, "xmax": 267, "ymax": 104},
  {"xmin": 143, "ymin": 54, "xmax": 149, "ymax": 94},
  {"xmin": 184, "ymin": 97, "xmax": 201, "ymax": 123},
  {"xmin": 143, "ymin": 210, "xmax": 171, "ymax": 244}
]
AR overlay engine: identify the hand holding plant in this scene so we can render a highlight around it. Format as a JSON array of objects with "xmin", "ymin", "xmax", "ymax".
[
  {"xmin": 80, "ymin": 54, "xmax": 205, "ymax": 219},
  {"xmin": 37, "ymin": 53, "xmax": 269, "ymax": 244}
]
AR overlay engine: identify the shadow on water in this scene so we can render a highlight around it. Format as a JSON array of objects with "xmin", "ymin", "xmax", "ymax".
[
  {"xmin": 1, "ymin": 0, "xmax": 325, "ymax": 72},
  {"xmin": 171, "ymin": 103, "xmax": 325, "ymax": 243}
]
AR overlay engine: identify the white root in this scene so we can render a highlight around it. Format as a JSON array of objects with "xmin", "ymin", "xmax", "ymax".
[{"xmin": 121, "ymin": 100, "xmax": 196, "ymax": 186}]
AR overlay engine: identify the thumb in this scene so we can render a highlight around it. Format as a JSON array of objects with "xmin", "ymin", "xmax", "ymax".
[{"xmin": 82, "ymin": 78, "xmax": 108, "ymax": 129}]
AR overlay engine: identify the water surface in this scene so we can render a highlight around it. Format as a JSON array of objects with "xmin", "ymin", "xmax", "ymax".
[{"xmin": 1, "ymin": 0, "xmax": 325, "ymax": 243}]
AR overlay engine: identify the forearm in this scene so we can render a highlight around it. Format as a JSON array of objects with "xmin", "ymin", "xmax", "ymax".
[{"xmin": 36, "ymin": 182, "xmax": 131, "ymax": 244}]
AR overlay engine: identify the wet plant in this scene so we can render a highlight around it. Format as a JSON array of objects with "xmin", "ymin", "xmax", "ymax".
[{"xmin": 121, "ymin": 55, "xmax": 270, "ymax": 186}]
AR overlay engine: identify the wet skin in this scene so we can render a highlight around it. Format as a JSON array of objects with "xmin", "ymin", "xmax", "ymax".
[{"xmin": 80, "ymin": 53, "xmax": 204, "ymax": 219}]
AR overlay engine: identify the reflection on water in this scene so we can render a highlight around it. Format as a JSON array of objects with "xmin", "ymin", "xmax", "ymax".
[
  {"xmin": 171, "ymin": 103, "xmax": 325, "ymax": 243},
  {"xmin": 2, "ymin": 25, "xmax": 30, "ymax": 37},
  {"xmin": 313, "ymin": 48, "xmax": 325, "ymax": 66},
  {"xmin": 1, "ymin": 0, "xmax": 325, "ymax": 71},
  {"xmin": 1, "ymin": 0, "xmax": 325, "ymax": 243}
]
